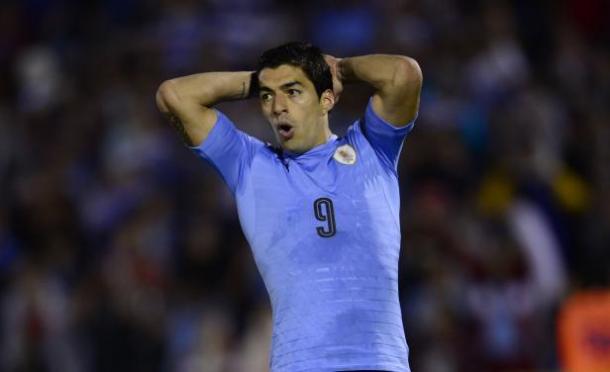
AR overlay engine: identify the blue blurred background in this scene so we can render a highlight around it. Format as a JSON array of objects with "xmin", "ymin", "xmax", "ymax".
[{"xmin": 1, "ymin": 0, "xmax": 609, "ymax": 371}]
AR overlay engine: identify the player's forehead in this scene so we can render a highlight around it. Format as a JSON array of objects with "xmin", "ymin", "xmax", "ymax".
[{"xmin": 258, "ymin": 64, "xmax": 314, "ymax": 90}]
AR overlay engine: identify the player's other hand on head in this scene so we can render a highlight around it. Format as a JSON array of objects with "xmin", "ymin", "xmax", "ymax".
[{"xmin": 323, "ymin": 54, "xmax": 343, "ymax": 103}]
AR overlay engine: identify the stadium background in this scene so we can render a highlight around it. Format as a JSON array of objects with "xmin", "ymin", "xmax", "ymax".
[{"xmin": 0, "ymin": 0, "xmax": 609, "ymax": 371}]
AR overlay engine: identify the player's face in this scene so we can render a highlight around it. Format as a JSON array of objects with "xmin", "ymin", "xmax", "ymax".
[{"xmin": 258, "ymin": 65, "xmax": 333, "ymax": 153}]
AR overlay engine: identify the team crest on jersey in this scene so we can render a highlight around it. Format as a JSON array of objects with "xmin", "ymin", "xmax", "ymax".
[{"xmin": 333, "ymin": 144, "xmax": 357, "ymax": 165}]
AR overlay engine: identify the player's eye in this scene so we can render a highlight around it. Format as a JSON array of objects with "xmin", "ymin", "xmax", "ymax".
[
  {"xmin": 260, "ymin": 93, "xmax": 273, "ymax": 102},
  {"xmin": 287, "ymin": 89, "xmax": 301, "ymax": 97}
]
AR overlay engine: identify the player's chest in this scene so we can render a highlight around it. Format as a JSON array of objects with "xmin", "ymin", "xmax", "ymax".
[
  {"xmin": 251, "ymin": 146, "xmax": 384, "ymax": 198},
  {"xmin": 247, "ymin": 151, "xmax": 389, "ymax": 227}
]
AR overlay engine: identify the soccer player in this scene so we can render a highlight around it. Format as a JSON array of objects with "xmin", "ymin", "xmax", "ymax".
[{"xmin": 156, "ymin": 42, "xmax": 422, "ymax": 372}]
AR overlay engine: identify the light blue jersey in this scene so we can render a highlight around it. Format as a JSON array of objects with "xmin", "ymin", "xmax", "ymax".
[{"xmin": 192, "ymin": 99, "xmax": 415, "ymax": 372}]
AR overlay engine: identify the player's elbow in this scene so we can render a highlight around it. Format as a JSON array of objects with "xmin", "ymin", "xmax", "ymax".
[
  {"xmin": 156, "ymin": 81, "xmax": 173, "ymax": 113},
  {"xmin": 391, "ymin": 56, "xmax": 423, "ymax": 91},
  {"xmin": 156, "ymin": 80, "xmax": 179, "ymax": 114}
]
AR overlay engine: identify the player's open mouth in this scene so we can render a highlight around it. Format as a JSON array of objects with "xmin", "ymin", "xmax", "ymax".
[{"xmin": 277, "ymin": 123, "xmax": 294, "ymax": 140}]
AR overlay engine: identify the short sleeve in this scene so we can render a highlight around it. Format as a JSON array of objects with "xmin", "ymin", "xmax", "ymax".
[
  {"xmin": 190, "ymin": 110, "xmax": 262, "ymax": 194},
  {"xmin": 360, "ymin": 98, "xmax": 416, "ymax": 172}
]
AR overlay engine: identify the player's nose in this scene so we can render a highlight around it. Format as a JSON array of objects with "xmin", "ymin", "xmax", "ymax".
[{"xmin": 272, "ymin": 94, "xmax": 288, "ymax": 115}]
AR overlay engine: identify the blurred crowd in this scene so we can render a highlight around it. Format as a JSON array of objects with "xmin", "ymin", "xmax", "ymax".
[{"xmin": 1, "ymin": 0, "xmax": 609, "ymax": 371}]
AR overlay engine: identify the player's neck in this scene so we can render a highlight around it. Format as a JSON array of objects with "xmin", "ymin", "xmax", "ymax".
[{"xmin": 312, "ymin": 123, "xmax": 333, "ymax": 148}]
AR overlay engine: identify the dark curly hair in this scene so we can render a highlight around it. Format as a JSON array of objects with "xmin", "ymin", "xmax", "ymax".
[{"xmin": 254, "ymin": 42, "xmax": 333, "ymax": 99}]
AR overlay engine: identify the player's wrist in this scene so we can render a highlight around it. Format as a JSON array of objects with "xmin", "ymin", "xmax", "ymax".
[
  {"xmin": 246, "ymin": 71, "xmax": 259, "ymax": 99},
  {"xmin": 337, "ymin": 57, "xmax": 355, "ymax": 84},
  {"xmin": 335, "ymin": 57, "xmax": 345, "ymax": 82}
]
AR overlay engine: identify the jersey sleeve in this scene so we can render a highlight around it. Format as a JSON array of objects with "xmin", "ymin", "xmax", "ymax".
[
  {"xmin": 190, "ymin": 110, "xmax": 262, "ymax": 194},
  {"xmin": 359, "ymin": 98, "xmax": 416, "ymax": 172}
]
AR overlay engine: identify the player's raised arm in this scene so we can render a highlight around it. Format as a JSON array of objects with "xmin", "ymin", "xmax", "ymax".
[
  {"xmin": 329, "ymin": 54, "xmax": 422, "ymax": 126},
  {"xmin": 155, "ymin": 71, "xmax": 255, "ymax": 146}
]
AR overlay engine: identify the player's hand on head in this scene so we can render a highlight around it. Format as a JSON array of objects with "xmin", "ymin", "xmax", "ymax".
[{"xmin": 323, "ymin": 54, "xmax": 343, "ymax": 103}]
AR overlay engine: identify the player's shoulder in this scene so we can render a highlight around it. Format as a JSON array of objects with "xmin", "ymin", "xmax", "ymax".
[
  {"xmin": 344, "ymin": 118, "xmax": 370, "ymax": 148},
  {"xmin": 254, "ymin": 141, "xmax": 289, "ymax": 164},
  {"xmin": 214, "ymin": 109, "xmax": 268, "ymax": 151}
]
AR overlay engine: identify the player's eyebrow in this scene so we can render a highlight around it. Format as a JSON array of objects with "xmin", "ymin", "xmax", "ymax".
[
  {"xmin": 259, "ymin": 81, "xmax": 304, "ymax": 92},
  {"xmin": 280, "ymin": 81, "xmax": 304, "ymax": 89}
]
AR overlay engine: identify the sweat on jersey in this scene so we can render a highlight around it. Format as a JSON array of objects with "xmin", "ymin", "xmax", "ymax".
[{"xmin": 191, "ymin": 99, "xmax": 416, "ymax": 372}]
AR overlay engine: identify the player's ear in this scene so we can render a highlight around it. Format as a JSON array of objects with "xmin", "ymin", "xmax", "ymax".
[{"xmin": 320, "ymin": 89, "xmax": 335, "ymax": 115}]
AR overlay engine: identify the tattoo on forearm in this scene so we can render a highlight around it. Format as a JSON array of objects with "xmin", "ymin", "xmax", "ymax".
[{"xmin": 167, "ymin": 114, "xmax": 193, "ymax": 146}]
